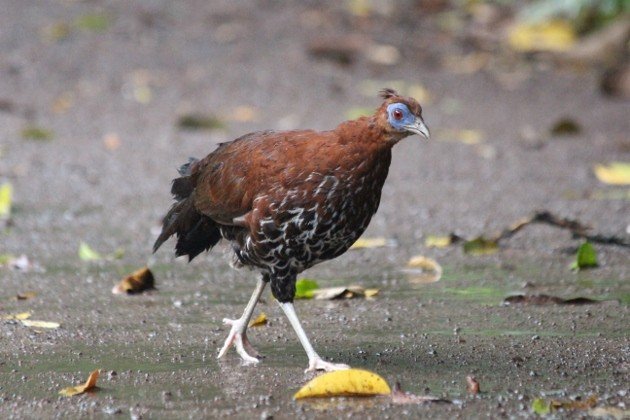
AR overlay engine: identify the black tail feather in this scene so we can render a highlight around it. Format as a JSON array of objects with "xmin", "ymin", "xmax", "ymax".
[{"xmin": 153, "ymin": 157, "xmax": 222, "ymax": 261}]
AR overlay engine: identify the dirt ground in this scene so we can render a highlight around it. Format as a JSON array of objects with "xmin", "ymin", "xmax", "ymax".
[{"xmin": 1, "ymin": 1, "xmax": 628, "ymax": 418}]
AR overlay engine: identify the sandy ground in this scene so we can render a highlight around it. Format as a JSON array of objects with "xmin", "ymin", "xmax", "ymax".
[{"xmin": 1, "ymin": 1, "xmax": 628, "ymax": 418}]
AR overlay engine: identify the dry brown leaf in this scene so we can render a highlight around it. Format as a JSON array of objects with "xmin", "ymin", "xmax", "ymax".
[
  {"xmin": 59, "ymin": 370, "xmax": 100, "ymax": 397},
  {"xmin": 15, "ymin": 291, "xmax": 37, "ymax": 300},
  {"xmin": 112, "ymin": 267, "xmax": 155, "ymax": 294},
  {"xmin": 466, "ymin": 375, "xmax": 480, "ymax": 394},
  {"xmin": 248, "ymin": 312, "xmax": 268, "ymax": 327}
]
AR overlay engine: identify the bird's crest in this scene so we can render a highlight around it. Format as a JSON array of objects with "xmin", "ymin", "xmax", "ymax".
[{"xmin": 379, "ymin": 88, "xmax": 400, "ymax": 100}]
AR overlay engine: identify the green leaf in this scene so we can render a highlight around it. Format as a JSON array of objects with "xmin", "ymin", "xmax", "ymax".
[
  {"xmin": 463, "ymin": 237, "xmax": 499, "ymax": 255},
  {"xmin": 177, "ymin": 114, "xmax": 226, "ymax": 131},
  {"xmin": 21, "ymin": 126, "xmax": 53, "ymax": 141},
  {"xmin": 295, "ymin": 278, "xmax": 319, "ymax": 299},
  {"xmin": 78, "ymin": 242, "xmax": 102, "ymax": 262},
  {"xmin": 571, "ymin": 242, "xmax": 598, "ymax": 270},
  {"xmin": 0, "ymin": 182, "xmax": 12, "ymax": 219},
  {"xmin": 531, "ymin": 398, "xmax": 551, "ymax": 415},
  {"xmin": 74, "ymin": 14, "xmax": 110, "ymax": 32}
]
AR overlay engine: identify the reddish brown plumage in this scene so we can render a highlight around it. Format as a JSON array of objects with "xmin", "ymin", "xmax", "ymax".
[{"xmin": 154, "ymin": 89, "xmax": 427, "ymax": 302}]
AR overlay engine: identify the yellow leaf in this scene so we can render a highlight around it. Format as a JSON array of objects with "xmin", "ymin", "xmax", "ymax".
[
  {"xmin": 2, "ymin": 312, "xmax": 32, "ymax": 320},
  {"xmin": 21, "ymin": 320, "xmax": 60, "ymax": 329},
  {"xmin": 508, "ymin": 19, "xmax": 576, "ymax": 53},
  {"xmin": 249, "ymin": 312, "xmax": 268, "ymax": 327},
  {"xmin": 226, "ymin": 106, "xmax": 260, "ymax": 122},
  {"xmin": 404, "ymin": 255, "xmax": 443, "ymax": 283},
  {"xmin": 78, "ymin": 242, "xmax": 102, "ymax": 262},
  {"xmin": 350, "ymin": 237, "xmax": 388, "ymax": 249},
  {"xmin": 593, "ymin": 162, "xmax": 630, "ymax": 185},
  {"xmin": 364, "ymin": 289, "xmax": 379, "ymax": 298},
  {"xmin": 112, "ymin": 267, "xmax": 155, "ymax": 294},
  {"xmin": 59, "ymin": 370, "xmax": 100, "ymax": 397},
  {"xmin": 294, "ymin": 368, "xmax": 391, "ymax": 399},
  {"xmin": 425, "ymin": 235, "xmax": 453, "ymax": 248},
  {"xmin": 0, "ymin": 182, "xmax": 13, "ymax": 219}
]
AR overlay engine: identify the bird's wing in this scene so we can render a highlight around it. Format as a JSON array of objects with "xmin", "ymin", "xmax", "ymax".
[{"xmin": 190, "ymin": 129, "xmax": 335, "ymax": 226}]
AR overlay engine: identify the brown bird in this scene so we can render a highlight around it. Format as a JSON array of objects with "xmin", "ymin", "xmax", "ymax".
[{"xmin": 154, "ymin": 88, "xmax": 429, "ymax": 371}]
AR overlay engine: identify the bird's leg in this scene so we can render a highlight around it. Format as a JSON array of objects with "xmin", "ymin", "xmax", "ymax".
[
  {"xmin": 218, "ymin": 277, "xmax": 267, "ymax": 364},
  {"xmin": 278, "ymin": 301, "xmax": 350, "ymax": 373}
]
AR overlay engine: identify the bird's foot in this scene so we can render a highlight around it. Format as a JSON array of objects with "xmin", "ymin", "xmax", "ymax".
[
  {"xmin": 306, "ymin": 357, "xmax": 350, "ymax": 373},
  {"xmin": 217, "ymin": 318, "xmax": 261, "ymax": 364}
]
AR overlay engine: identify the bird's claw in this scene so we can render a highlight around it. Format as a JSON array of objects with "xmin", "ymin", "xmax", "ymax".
[
  {"xmin": 217, "ymin": 317, "xmax": 261, "ymax": 364},
  {"xmin": 305, "ymin": 357, "xmax": 350, "ymax": 373}
]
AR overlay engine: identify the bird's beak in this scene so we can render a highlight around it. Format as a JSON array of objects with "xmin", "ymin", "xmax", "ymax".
[{"xmin": 405, "ymin": 117, "xmax": 430, "ymax": 139}]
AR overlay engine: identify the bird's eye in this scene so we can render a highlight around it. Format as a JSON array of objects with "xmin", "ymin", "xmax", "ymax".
[{"xmin": 392, "ymin": 109, "xmax": 403, "ymax": 121}]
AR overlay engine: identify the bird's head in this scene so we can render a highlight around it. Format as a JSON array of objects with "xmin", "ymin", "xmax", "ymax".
[{"xmin": 376, "ymin": 88, "xmax": 430, "ymax": 142}]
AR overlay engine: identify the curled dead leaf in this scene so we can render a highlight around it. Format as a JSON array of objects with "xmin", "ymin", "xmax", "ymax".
[
  {"xmin": 312, "ymin": 285, "xmax": 379, "ymax": 300},
  {"xmin": 466, "ymin": 375, "xmax": 480, "ymax": 394},
  {"xmin": 15, "ymin": 291, "xmax": 37, "ymax": 300},
  {"xmin": 404, "ymin": 255, "xmax": 442, "ymax": 284},
  {"xmin": 112, "ymin": 267, "xmax": 155, "ymax": 295},
  {"xmin": 59, "ymin": 370, "xmax": 100, "ymax": 397},
  {"xmin": 350, "ymin": 237, "xmax": 395, "ymax": 249},
  {"xmin": 294, "ymin": 369, "xmax": 391, "ymax": 399}
]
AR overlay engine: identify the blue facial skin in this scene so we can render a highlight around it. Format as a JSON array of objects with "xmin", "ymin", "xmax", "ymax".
[{"xmin": 386, "ymin": 103, "xmax": 415, "ymax": 132}]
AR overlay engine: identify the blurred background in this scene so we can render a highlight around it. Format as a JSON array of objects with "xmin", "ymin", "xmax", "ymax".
[{"xmin": 0, "ymin": 0, "xmax": 628, "ymax": 417}]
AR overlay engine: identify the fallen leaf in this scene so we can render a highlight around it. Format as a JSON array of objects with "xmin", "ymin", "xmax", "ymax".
[
  {"xmin": 571, "ymin": 241, "xmax": 598, "ymax": 270},
  {"xmin": 40, "ymin": 22, "xmax": 72, "ymax": 42},
  {"xmin": 601, "ymin": 63, "xmax": 630, "ymax": 99},
  {"xmin": 425, "ymin": 234, "xmax": 456, "ymax": 248},
  {"xmin": 295, "ymin": 278, "xmax": 319, "ymax": 299},
  {"xmin": 508, "ymin": 19, "xmax": 576, "ymax": 52},
  {"xmin": 391, "ymin": 382, "xmax": 451, "ymax": 404},
  {"xmin": 307, "ymin": 35, "xmax": 364, "ymax": 65},
  {"xmin": 0, "ymin": 182, "xmax": 13, "ymax": 219},
  {"xmin": 249, "ymin": 312, "xmax": 267, "ymax": 327},
  {"xmin": 294, "ymin": 368, "xmax": 391, "ymax": 399},
  {"xmin": 112, "ymin": 267, "xmax": 155, "ymax": 294},
  {"xmin": 21, "ymin": 319, "xmax": 60, "ymax": 329},
  {"xmin": 588, "ymin": 406, "xmax": 630, "ymax": 419},
  {"xmin": 364, "ymin": 44, "xmax": 400, "ymax": 66},
  {"xmin": 312, "ymin": 285, "xmax": 378, "ymax": 300},
  {"xmin": 439, "ymin": 128, "xmax": 484, "ymax": 145},
  {"xmin": 0, "ymin": 254, "xmax": 13, "ymax": 265},
  {"xmin": 74, "ymin": 14, "xmax": 110, "ymax": 32},
  {"xmin": 78, "ymin": 242, "xmax": 102, "ymax": 262},
  {"xmin": 463, "ymin": 237, "xmax": 499, "ymax": 255},
  {"xmin": 404, "ymin": 255, "xmax": 443, "ymax": 283},
  {"xmin": 21, "ymin": 125, "xmax": 53, "ymax": 141},
  {"xmin": 533, "ymin": 394, "xmax": 598, "ymax": 414},
  {"xmin": 103, "ymin": 133, "xmax": 121, "ymax": 150},
  {"xmin": 8, "ymin": 254, "xmax": 33, "ymax": 271},
  {"xmin": 504, "ymin": 294, "xmax": 599, "ymax": 305},
  {"xmin": 177, "ymin": 113, "xmax": 226, "ymax": 131},
  {"xmin": 15, "ymin": 291, "xmax": 37, "ymax": 300},
  {"xmin": 466, "ymin": 376, "xmax": 480, "ymax": 394},
  {"xmin": 532, "ymin": 397, "xmax": 551, "ymax": 415},
  {"xmin": 51, "ymin": 92, "xmax": 74, "ymax": 114},
  {"xmin": 59, "ymin": 370, "xmax": 100, "ymax": 397},
  {"xmin": 550, "ymin": 118, "xmax": 581, "ymax": 136},
  {"xmin": 2, "ymin": 312, "xmax": 32, "ymax": 320},
  {"xmin": 226, "ymin": 106, "xmax": 259, "ymax": 122},
  {"xmin": 350, "ymin": 237, "xmax": 391, "ymax": 249},
  {"xmin": 593, "ymin": 162, "xmax": 630, "ymax": 185}
]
